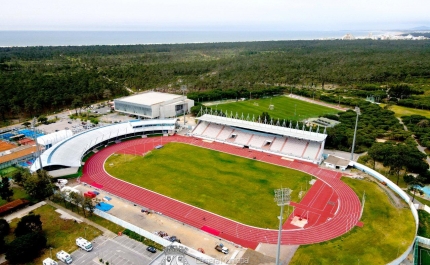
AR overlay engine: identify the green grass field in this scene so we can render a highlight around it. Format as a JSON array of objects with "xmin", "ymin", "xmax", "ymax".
[
  {"xmin": 5, "ymin": 204, "xmax": 102, "ymax": 265},
  {"xmin": 105, "ymin": 142, "xmax": 314, "ymax": 228},
  {"xmin": 419, "ymin": 247, "xmax": 430, "ymax": 265},
  {"xmin": 0, "ymin": 166, "xmax": 18, "ymax": 176},
  {"xmin": 380, "ymin": 104, "xmax": 430, "ymax": 118},
  {"xmin": 290, "ymin": 177, "xmax": 415, "ymax": 265},
  {"xmin": 206, "ymin": 96, "xmax": 339, "ymax": 121}
]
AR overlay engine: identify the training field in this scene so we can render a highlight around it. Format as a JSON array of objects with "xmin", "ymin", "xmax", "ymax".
[
  {"xmin": 419, "ymin": 246, "xmax": 430, "ymax": 265},
  {"xmin": 207, "ymin": 96, "xmax": 339, "ymax": 121},
  {"xmin": 105, "ymin": 142, "xmax": 312, "ymax": 228}
]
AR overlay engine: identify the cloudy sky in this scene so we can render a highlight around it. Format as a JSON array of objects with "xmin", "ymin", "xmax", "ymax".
[{"xmin": 1, "ymin": 0, "xmax": 429, "ymax": 31}]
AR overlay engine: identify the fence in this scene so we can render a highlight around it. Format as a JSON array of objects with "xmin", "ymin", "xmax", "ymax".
[
  {"xmin": 94, "ymin": 208, "xmax": 171, "ymax": 247},
  {"xmin": 353, "ymin": 162, "xmax": 418, "ymax": 265}
]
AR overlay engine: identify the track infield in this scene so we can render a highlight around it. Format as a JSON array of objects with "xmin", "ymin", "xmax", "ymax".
[{"xmin": 81, "ymin": 135, "xmax": 362, "ymax": 248}]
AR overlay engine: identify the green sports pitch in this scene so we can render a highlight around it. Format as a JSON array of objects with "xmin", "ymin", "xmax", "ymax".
[
  {"xmin": 105, "ymin": 142, "xmax": 314, "ymax": 228},
  {"xmin": 205, "ymin": 96, "xmax": 339, "ymax": 121}
]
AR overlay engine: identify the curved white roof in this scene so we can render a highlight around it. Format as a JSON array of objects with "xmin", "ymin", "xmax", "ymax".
[
  {"xmin": 30, "ymin": 119, "xmax": 176, "ymax": 172},
  {"xmin": 37, "ymin": 130, "xmax": 73, "ymax": 146},
  {"xmin": 197, "ymin": 114, "xmax": 327, "ymax": 142}
]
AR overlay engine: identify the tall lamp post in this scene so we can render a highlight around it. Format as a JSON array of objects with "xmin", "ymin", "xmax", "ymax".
[
  {"xmin": 181, "ymin": 85, "xmax": 187, "ymax": 127},
  {"xmin": 274, "ymin": 187, "xmax": 292, "ymax": 265},
  {"xmin": 350, "ymin": 107, "xmax": 361, "ymax": 161}
]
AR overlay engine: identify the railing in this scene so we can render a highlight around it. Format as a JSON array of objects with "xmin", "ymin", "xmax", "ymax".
[{"xmin": 353, "ymin": 162, "xmax": 418, "ymax": 265}]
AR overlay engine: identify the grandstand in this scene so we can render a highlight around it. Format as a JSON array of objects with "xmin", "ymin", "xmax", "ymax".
[
  {"xmin": 30, "ymin": 119, "xmax": 177, "ymax": 176},
  {"xmin": 192, "ymin": 114, "xmax": 327, "ymax": 164}
]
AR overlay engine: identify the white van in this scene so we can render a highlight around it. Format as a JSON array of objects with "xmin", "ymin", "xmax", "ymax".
[
  {"xmin": 56, "ymin": 250, "xmax": 73, "ymax": 264},
  {"xmin": 42, "ymin": 258, "xmax": 58, "ymax": 265},
  {"xmin": 76, "ymin": 237, "xmax": 93, "ymax": 252}
]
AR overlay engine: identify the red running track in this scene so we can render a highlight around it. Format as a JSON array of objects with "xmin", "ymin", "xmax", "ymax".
[{"xmin": 81, "ymin": 136, "xmax": 362, "ymax": 249}]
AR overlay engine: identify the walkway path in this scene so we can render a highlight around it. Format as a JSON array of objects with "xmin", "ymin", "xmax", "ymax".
[{"xmin": 81, "ymin": 135, "xmax": 362, "ymax": 249}]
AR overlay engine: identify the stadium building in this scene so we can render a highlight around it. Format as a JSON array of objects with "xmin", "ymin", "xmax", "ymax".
[
  {"xmin": 30, "ymin": 119, "xmax": 177, "ymax": 176},
  {"xmin": 192, "ymin": 112, "xmax": 327, "ymax": 164},
  {"xmin": 114, "ymin": 91, "xmax": 194, "ymax": 119}
]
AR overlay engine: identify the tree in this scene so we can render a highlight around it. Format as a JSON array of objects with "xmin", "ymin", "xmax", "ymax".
[
  {"xmin": 14, "ymin": 214, "xmax": 43, "ymax": 237},
  {"xmin": 84, "ymin": 197, "xmax": 96, "ymax": 216},
  {"xmin": 5, "ymin": 232, "xmax": 47, "ymax": 263},
  {"xmin": 22, "ymin": 170, "xmax": 54, "ymax": 201},
  {"xmin": 261, "ymin": 112, "xmax": 271, "ymax": 123},
  {"xmin": 11, "ymin": 169, "xmax": 26, "ymax": 185},
  {"xmin": 404, "ymin": 175, "xmax": 425, "ymax": 202},
  {"xmin": 37, "ymin": 115, "xmax": 48, "ymax": 124},
  {"xmin": 22, "ymin": 121, "xmax": 31, "ymax": 127},
  {"xmin": 0, "ymin": 218, "xmax": 10, "ymax": 237},
  {"xmin": 0, "ymin": 176, "xmax": 13, "ymax": 202}
]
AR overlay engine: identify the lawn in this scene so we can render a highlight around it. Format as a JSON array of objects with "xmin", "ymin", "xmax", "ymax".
[
  {"xmin": 380, "ymin": 104, "xmax": 430, "ymax": 118},
  {"xmin": 0, "ymin": 187, "xmax": 34, "ymax": 207},
  {"xmin": 0, "ymin": 166, "xmax": 19, "ymax": 176},
  {"xmin": 104, "ymin": 142, "xmax": 314, "ymax": 228},
  {"xmin": 205, "ymin": 96, "xmax": 339, "ymax": 121},
  {"xmin": 4, "ymin": 204, "xmax": 102, "ymax": 265},
  {"xmin": 290, "ymin": 177, "xmax": 416, "ymax": 265}
]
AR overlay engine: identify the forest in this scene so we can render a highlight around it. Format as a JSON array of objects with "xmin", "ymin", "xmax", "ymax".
[{"xmin": 1, "ymin": 39, "xmax": 430, "ymax": 122}]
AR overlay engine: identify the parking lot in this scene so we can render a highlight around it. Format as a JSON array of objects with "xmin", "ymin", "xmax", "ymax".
[{"xmin": 71, "ymin": 235, "xmax": 159, "ymax": 265}]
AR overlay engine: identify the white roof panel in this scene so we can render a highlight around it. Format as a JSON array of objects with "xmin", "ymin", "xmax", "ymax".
[
  {"xmin": 115, "ymin": 92, "xmax": 183, "ymax": 106},
  {"xmin": 197, "ymin": 114, "xmax": 327, "ymax": 142},
  {"xmin": 30, "ymin": 119, "xmax": 176, "ymax": 172}
]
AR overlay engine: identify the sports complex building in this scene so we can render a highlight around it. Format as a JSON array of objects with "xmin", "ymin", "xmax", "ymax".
[
  {"xmin": 23, "ymin": 110, "xmax": 420, "ymax": 264},
  {"xmin": 114, "ymin": 91, "xmax": 194, "ymax": 119}
]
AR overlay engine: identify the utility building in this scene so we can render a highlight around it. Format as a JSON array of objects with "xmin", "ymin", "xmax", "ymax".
[{"xmin": 114, "ymin": 91, "xmax": 194, "ymax": 119}]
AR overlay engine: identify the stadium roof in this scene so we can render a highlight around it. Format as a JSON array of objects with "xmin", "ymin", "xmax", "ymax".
[
  {"xmin": 115, "ymin": 92, "xmax": 183, "ymax": 106},
  {"xmin": 37, "ymin": 130, "xmax": 73, "ymax": 146},
  {"xmin": 30, "ymin": 119, "xmax": 176, "ymax": 172},
  {"xmin": 197, "ymin": 114, "xmax": 327, "ymax": 142}
]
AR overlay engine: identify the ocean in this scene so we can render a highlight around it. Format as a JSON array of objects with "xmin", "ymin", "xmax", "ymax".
[{"xmin": 0, "ymin": 30, "xmax": 394, "ymax": 47}]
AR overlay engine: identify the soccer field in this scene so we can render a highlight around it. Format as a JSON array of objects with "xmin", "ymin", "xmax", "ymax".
[
  {"xmin": 105, "ymin": 142, "xmax": 313, "ymax": 228},
  {"xmin": 206, "ymin": 96, "xmax": 339, "ymax": 121}
]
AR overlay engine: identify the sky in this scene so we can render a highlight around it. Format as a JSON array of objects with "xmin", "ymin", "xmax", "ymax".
[{"xmin": 1, "ymin": 0, "xmax": 429, "ymax": 31}]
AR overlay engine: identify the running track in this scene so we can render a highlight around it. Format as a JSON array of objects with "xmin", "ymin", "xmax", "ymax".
[{"xmin": 81, "ymin": 135, "xmax": 362, "ymax": 249}]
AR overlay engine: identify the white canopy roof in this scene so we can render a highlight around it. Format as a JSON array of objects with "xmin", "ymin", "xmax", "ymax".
[
  {"xmin": 197, "ymin": 114, "xmax": 327, "ymax": 142},
  {"xmin": 30, "ymin": 119, "xmax": 176, "ymax": 172},
  {"xmin": 37, "ymin": 130, "xmax": 73, "ymax": 146}
]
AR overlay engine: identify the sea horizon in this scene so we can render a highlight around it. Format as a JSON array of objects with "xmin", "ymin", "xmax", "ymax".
[{"xmin": 0, "ymin": 30, "xmax": 402, "ymax": 47}]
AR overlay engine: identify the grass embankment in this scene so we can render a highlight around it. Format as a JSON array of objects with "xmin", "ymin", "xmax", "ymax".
[
  {"xmin": 206, "ymin": 96, "xmax": 339, "ymax": 121},
  {"xmin": 290, "ymin": 177, "xmax": 416, "ymax": 265},
  {"xmin": 105, "ymin": 142, "xmax": 313, "ymax": 228},
  {"xmin": 4, "ymin": 204, "xmax": 102, "ymax": 265}
]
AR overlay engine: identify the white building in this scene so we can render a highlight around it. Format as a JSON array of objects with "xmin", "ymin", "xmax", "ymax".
[{"xmin": 114, "ymin": 91, "xmax": 194, "ymax": 119}]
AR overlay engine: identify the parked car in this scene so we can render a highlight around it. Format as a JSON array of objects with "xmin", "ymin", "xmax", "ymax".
[{"xmin": 146, "ymin": 246, "xmax": 157, "ymax": 253}]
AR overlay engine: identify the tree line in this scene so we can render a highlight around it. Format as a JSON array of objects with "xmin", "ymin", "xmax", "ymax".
[{"xmin": 1, "ymin": 40, "xmax": 430, "ymax": 120}]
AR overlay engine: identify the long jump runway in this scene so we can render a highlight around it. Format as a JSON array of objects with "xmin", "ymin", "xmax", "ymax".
[{"xmin": 81, "ymin": 135, "xmax": 362, "ymax": 249}]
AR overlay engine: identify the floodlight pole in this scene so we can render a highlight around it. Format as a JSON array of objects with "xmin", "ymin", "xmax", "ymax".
[
  {"xmin": 274, "ymin": 188, "xmax": 291, "ymax": 265},
  {"xmin": 32, "ymin": 117, "xmax": 43, "ymax": 170},
  {"xmin": 350, "ymin": 107, "xmax": 361, "ymax": 161}
]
